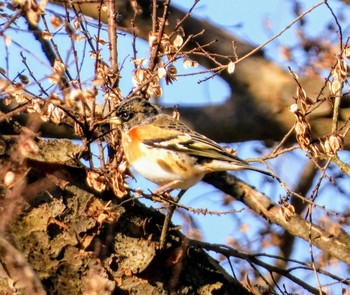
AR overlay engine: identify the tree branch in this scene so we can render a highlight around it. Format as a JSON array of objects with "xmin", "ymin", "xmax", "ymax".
[
  {"xmin": 203, "ymin": 172, "xmax": 350, "ymax": 266},
  {"xmin": 46, "ymin": 0, "xmax": 350, "ymax": 148}
]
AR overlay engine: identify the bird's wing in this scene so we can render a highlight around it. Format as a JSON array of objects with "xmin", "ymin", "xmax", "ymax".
[{"xmin": 139, "ymin": 115, "xmax": 249, "ymax": 165}]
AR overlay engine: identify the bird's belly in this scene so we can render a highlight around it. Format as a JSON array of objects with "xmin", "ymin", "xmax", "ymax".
[{"xmin": 130, "ymin": 147, "xmax": 204, "ymax": 190}]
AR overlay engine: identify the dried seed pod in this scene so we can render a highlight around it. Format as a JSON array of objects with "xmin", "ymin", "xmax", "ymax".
[
  {"xmin": 111, "ymin": 173, "xmax": 127, "ymax": 198},
  {"xmin": 148, "ymin": 32, "xmax": 158, "ymax": 47},
  {"xmin": 322, "ymin": 133, "xmax": 344, "ymax": 155},
  {"xmin": 4, "ymin": 171, "xmax": 16, "ymax": 188},
  {"xmin": 51, "ymin": 15, "xmax": 63, "ymax": 29},
  {"xmin": 26, "ymin": 8, "xmax": 40, "ymax": 26},
  {"xmin": 165, "ymin": 64, "xmax": 177, "ymax": 85},
  {"xmin": 279, "ymin": 204, "xmax": 295, "ymax": 222},
  {"xmin": 289, "ymin": 103, "xmax": 299, "ymax": 114},
  {"xmin": 296, "ymin": 86, "xmax": 306, "ymax": 101},
  {"xmin": 337, "ymin": 58, "xmax": 348, "ymax": 80},
  {"xmin": 86, "ymin": 171, "xmax": 107, "ymax": 192},
  {"xmin": 74, "ymin": 122, "xmax": 84, "ymax": 137},
  {"xmin": 227, "ymin": 62, "xmax": 235, "ymax": 74},
  {"xmin": 4, "ymin": 35, "xmax": 12, "ymax": 46},
  {"xmin": 27, "ymin": 98, "xmax": 43, "ymax": 113},
  {"xmin": 53, "ymin": 58, "xmax": 65, "ymax": 74},
  {"xmin": 183, "ymin": 58, "xmax": 199, "ymax": 69},
  {"xmin": 42, "ymin": 30, "xmax": 52, "ymax": 40},
  {"xmin": 344, "ymin": 47, "xmax": 350, "ymax": 59},
  {"xmin": 329, "ymin": 80, "xmax": 342, "ymax": 95},
  {"xmin": 18, "ymin": 137, "xmax": 39, "ymax": 158},
  {"xmin": 46, "ymin": 103, "xmax": 65, "ymax": 124},
  {"xmin": 157, "ymin": 67, "xmax": 166, "ymax": 79},
  {"xmin": 131, "ymin": 58, "xmax": 147, "ymax": 67},
  {"xmin": 173, "ymin": 34, "xmax": 183, "ymax": 48}
]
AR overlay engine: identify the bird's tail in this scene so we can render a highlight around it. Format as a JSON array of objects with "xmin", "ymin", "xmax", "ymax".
[{"xmin": 245, "ymin": 164, "xmax": 282, "ymax": 183}]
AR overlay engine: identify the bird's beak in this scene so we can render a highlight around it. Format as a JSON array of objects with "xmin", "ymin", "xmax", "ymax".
[{"xmin": 106, "ymin": 116, "xmax": 122, "ymax": 125}]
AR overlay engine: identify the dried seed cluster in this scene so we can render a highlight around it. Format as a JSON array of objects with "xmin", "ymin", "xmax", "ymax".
[
  {"xmin": 11, "ymin": 0, "xmax": 47, "ymax": 26},
  {"xmin": 131, "ymin": 30, "xmax": 199, "ymax": 98},
  {"xmin": 132, "ymin": 68, "xmax": 162, "ymax": 98},
  {"xmin": 329, "ymin": 57, "xmax": 348, "ymax": 96},
  {"xmin": 290, "ymin": 55, "xmax": 347, "ymax": 157},
  {"xmin": 290, "ymin": 103, "xmax": 344, "ymax": 157}
]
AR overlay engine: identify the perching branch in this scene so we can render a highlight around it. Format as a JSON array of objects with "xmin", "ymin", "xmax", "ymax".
[{"xmin": 203, "ymin": 172, "xmax": 350, "ymax": 266}]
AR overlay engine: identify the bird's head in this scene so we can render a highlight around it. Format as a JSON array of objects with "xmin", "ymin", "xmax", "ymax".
[{"xmin": 108, "ymin": 97, "xmax": 160, "ymax": 130}]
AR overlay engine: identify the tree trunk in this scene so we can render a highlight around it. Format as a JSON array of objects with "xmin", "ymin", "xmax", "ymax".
[{"xmin": 1, "ymin": 136, "xmax": 252, "ymax": 294}]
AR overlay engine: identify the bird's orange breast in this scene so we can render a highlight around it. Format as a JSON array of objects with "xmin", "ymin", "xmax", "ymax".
[
  {"xmin": 123, "ymin": 124, "xmax": 180, "ymax": 165},
  {"xmin": 123, "ymin": 127, "xmax": 144, "ymax": 163}
]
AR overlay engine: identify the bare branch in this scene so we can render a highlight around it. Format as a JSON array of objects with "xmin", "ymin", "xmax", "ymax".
[{"xmin": 203, "ymin": 172, "xmax": 350, "ymax": 266}]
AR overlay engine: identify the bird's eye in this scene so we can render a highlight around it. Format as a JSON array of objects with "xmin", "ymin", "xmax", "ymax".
[{"xmin": 120, "ymin": 111, "xmax": 131, "ymax": 121}]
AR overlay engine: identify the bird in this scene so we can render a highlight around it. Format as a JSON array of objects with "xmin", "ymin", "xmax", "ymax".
[{"xmin": 108, "ymin": 96, "xmax": 274, "ymax": 196}]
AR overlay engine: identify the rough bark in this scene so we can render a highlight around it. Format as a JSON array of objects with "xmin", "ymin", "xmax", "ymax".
[{"xmin": 0, "ymin": 135, "xmax": 252, "ymax": 294}]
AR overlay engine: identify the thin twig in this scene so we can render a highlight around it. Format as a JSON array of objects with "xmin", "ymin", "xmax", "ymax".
[
  {"xmin": 0, "ymin": 8, "xmax": 23, "ymax": 36},
  {"xmin": 127, "ymin": 33, "xmax": 195, "ymax": 98},
  {"xmin": 20, "ymin": 52, "xmax": 49, "ymax": 96},
  {"xmin": 173, "ymin": 0, "xmax": 200, "ymax": 32},
  {"xmin": 63, "ymin": 6, "xmax": 82, "ymax": 89},
  {"xmin": 159, "ymin": 189, "xmax": 185, "ymax": 249},
  {"xmin": 191, "ymin": 240, "xmax": 328, "ymax": 294},
  {"xmin": 234, "ymin": 0, "xmax": 327, "ymax": 65},
  {"xmin": 149, "ymin": 0, "xmax": 171, "ymax": 71},
  {"xmin": 125, "ymin": 187, "xmax": 244, "ymax": 216},
  {"xmin": 107, "ymin": 0, "xmax": 118, "ymax": 74},
  {"xmin": 325, "ymin": 1, "xmax": 343, "ymax": 52},
  {"xmin": 308, "ymin": 209, "xmax": 324, "ymax": 295}
]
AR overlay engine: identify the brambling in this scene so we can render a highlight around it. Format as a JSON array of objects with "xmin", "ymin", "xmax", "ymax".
[{"xmin": 108, "ymin": 96, "xmax": 273, "ymax": 195}]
